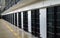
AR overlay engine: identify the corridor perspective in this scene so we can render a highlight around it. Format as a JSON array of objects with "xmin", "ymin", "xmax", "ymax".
[{"xmin": 0, "ymin": 0, "xmax": 60, "ymax": 38}]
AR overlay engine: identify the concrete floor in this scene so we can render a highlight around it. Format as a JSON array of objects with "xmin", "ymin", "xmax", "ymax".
[
  {"xmin": 0, "ymin": 19, "xmax": 36, "ymax": 38},
  {"xmin": 0, "ymin": 19, "xmax": 17, "ymax": 38}
]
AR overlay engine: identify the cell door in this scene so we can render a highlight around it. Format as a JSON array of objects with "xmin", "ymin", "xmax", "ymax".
[
  {"xmin": 31, "ymin": 9, "xmax": 40, "ymax": 38},
  {"xmin": 11, "ymin": 14, "xmax": 13, "ymax": 24},
  {"xmin": 18, "ymin": 12, "xmax": 21, "ymax": 28},
  {"xmin": 47, "ymin": 6, "xmax": 60, "ymax": 38},
  {"xmin": 55, "ymin": 6, "xmax": 60, "ymax": 38},
  {"xmin": 47, "ymin": 7, "xmax": 55, "ymax": 38},
  {"xmin": 12, "ymin": 13, "xmax": 14, "ymax": 25},
  {"xmin": 9, "ymin": 14, "xmax": 11, "ymax": 23},
  {"xmin": 10, "ymin": 14, "xmax": 12, "ymax": 24},
  {"xmin": 7, "ymin": 14, "xmax": 9, "ymax": 22},
  {"xmin": 15, "ymin": 13, "xmax": 17, "ymax": 26},
  {"xmin": 23, "ymin": 11, "xmax": 28, "ymax": 32}
]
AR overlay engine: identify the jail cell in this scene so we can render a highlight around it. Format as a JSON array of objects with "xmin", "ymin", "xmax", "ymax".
[
  {"xmin": 9, "ymin": 14, "xmax": 11, "ymax": 23},
  {"xmin": 47, "ymin": 6, "xmax": 60, "ymax": 38},
  {"xmin": 23, "ymin": 11, "xmax": 28, "ymax": 32},
  {"xmin": 12, "ymin": 13, "xmax": 14, "ymax": 25},
  {"xmin": 47, "ymin": 7, "xmax": 55, "ymax": 38},
  {"xmin": 18, "ymin": 12, "xmax": 21, "ymax": 28},
  {"xmin": 15, "ymin": 13, "xmax": 17, "ymax": 26},
  {"xmin": 11, "ymin": 14, "xmax": 13, "ymax": 24},
  {"xmin": 31, "ymin": 9, "xmax": 40, "ymax": 38},
  {"xmin": 7, "ymin": 14, "xmax": 10, "ymax": 23},
  {"xmin": 55, "ymin": 6, "xmax": 60, "ymax": 38},
  {"xmin": 10, "ymin": 14, "xmax": 13, "ymax": 24},
  {"xmin": 6, "ymin": 15, "xmax": 8, "ymax": 22}
]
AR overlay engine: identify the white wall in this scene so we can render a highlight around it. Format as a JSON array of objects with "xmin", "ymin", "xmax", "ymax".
[
  {"xmin": 28, "ymin": 11, "xmax": 31, "ymax": 33},
  {"xmin": 40, "ymin": 8, "xmax": 47, "ymax": 38},
  {"xmin": 21, "ymin": 12, "xmax": 23, "ymax": 29}
]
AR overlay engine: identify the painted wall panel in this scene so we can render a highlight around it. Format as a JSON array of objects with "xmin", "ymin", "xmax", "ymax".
[
  {"xmin": 28, "ymin": 11, "xmax": 31, "ymax": 33},
  {"xmin": 40, "ymin": 8, "xmax": 46, "ymax": 38}
]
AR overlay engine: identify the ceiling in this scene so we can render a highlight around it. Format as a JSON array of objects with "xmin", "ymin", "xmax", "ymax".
[
  {"xmin": 0, "ymin": 0, "xmax": 5, "ymax": 11},
  {"xmin": 0, "ymin": 0, "xmax": 1, "ymax": 10}
]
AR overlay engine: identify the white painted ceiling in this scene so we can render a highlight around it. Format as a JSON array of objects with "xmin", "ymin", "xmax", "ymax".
[{"xmin": 0, "ymin": 0, "xmax": 5, "ymax": 11}]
